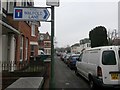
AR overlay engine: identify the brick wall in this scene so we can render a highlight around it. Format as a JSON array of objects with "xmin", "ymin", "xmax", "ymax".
[
  {"xmin": 30, "ymin": 25, "xmax": 39, "ymax": 56},
  {"xmin": 18, "ymin": 21, "xmax": 31, "ymax": 62},
  {"xmin": 7, "ymin": 15, "xmax": 40, "ymax": 63},
  {"xmin": 7, "ymin": 16, "xmax": 31, "ymax": 63}
]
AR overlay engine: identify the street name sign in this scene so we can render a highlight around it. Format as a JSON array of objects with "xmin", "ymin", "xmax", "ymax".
[{"xmin": 13, "ymin": 7, "xmax": 50, "ymax": 21}]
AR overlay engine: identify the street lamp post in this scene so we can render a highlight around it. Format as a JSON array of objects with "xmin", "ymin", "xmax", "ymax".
[{"xmin": 46, "ymin": 0, "xmax": 59, "ymax": 88}]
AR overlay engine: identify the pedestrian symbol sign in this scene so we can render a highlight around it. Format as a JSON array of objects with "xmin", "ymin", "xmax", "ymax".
[{"xmin": 15, "ymin": 9, "xmax": 23, "ymax": 18}]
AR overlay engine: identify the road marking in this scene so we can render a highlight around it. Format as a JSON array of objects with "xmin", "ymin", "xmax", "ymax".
[{"xmin": 65, "ymin": 82, "xmax": 70, "ymax": 85}]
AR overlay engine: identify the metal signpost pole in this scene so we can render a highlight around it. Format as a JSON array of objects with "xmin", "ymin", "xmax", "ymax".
[
  {"xmin": 50, "ymin": 5, "xmax": 55, "ymax": 88},
  {"xmin": 46, "ymin": 0, "xmax": 59, "ymax": 88}
]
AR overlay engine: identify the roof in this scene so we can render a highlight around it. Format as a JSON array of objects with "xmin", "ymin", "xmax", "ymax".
[
  {"xmin": 71, "ymin": 43, "xmax": 80, "ymax": 47},
  {"xmin": 85, "ymin": 45, "xmax": 120, "ymax": 51},
  {"xmin": 39, "ymin": 32, "xmax": 51, "ymax": 40}
]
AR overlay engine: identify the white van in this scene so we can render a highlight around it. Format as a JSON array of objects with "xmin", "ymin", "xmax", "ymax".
[
  {"xmin": 38, "ymin": 50, "xmax": 46, "ymax": 55},
  {"xmin": 75, "ymin": 46, "xmax": 120, "ymax": 89}
]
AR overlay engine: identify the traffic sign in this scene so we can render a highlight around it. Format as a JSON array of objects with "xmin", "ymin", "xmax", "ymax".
[{"xmin": 13, "ymin": 7, "xmax": 50, "ymax": 21}]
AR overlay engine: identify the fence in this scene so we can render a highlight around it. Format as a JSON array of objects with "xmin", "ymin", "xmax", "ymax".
[
  {"xmin": 2, "ymin": 61, "xmax": 29, "ymax": 72},
  {"xmin": 2, "ymin": 55, "xmax": 50, "ymax": 72},
  {"xmin": 2, "ymin": 56, "xmax": 50, "ymax": 90}
]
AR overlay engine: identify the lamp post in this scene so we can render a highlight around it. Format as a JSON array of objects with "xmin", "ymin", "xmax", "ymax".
[{"xmin": 46, "ymin": 0, "xmax": 59, "ymax": 88}]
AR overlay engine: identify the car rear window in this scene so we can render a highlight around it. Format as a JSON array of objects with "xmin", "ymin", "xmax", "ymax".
[
  {"xmin": 102, "ymin": 50, "xmax": 116, "ymax": 65},
  {"xmin": 71, "ymin": 55, "xmax": 79, "ymax": 60}
]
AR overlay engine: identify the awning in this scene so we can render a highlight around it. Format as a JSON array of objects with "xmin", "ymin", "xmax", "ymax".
[
  {"xmin": 0, "ymin": 20, "xmax": 20, "ymax": 34},
  {"xmin": 30, "ymin": 41, "xmax": 38, "ymax": 45}
]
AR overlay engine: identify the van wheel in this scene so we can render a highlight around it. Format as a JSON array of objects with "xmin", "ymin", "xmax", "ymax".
[{"xmin": 89, "ymin": 77, "xmax": 96, "ymax": 90}]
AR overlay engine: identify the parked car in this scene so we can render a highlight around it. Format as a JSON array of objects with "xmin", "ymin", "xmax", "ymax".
[
  {"xmin": 67, "ymin": 54, "xmax": 80, "ymax": 70},
  {"xmin": 75, "ymin": 46, "xmax": 120, "ymax": 89},
  {"xmin": 64, "ymin": 53, "xmax": 71, "ymax": 64},
  {"xmin": 60, "ymin": 52, "xmax": 66, "ymax": 61},
  {"xmin": 56, "ymin": 51, "xmax": 61, "ymax": 56},
  {"xmin": 38, "ymin": 50, "xmax": 46, "ymax": 55}
]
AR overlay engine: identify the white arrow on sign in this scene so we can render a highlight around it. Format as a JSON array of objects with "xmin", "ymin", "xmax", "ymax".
[{"xmin": 13, "ymin": 7, "xmax": 50, "ymax": 21}]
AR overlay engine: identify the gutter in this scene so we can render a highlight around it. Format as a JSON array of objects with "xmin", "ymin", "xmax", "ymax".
[{"xmin": 0, "ymin": 20, "xmax": 20, "ymax": 34}]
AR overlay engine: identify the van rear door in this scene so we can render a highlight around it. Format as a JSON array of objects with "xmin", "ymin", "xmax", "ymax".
[{"xmin": 101, "ymin": 50, "xmax": 120, "ymax": 85}]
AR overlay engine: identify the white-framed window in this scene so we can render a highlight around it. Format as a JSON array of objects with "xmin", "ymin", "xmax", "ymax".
[
  {"xmin": 7, "ymin": 1, "xmax": 14, "ymax": 13},
  {"xmin": 47, "ymin": 36, "xmax": 49, "ymax": 39},
  {"xmin": 25, "ymin": 38, "xmax": 28, "ymax": 61},
  {"xmin": 15, "ymin": 0, "xmax": 26, "ymax": 6},
  {"xmin": 31, "ymin": 24, "xmax": 35, "ymax": 36},
  {"xmin": 16, "ymin": 1, "xmax": 22, "ymax": 6},
  {"xmin": 48, "ymin": 49, "xmax": 51, "ymax": 54},
  {"xmin": 2, "ymin": 2, "xmax": 7, "ymax": 11},
  {"xmin": 20, "ymin": 36, "xmax": 23, "ymax": 61}
]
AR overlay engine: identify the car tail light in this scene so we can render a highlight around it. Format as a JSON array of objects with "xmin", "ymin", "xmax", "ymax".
[{"xmin": 97, "ymin": 66, "xmax": 102, "ymax": 77}]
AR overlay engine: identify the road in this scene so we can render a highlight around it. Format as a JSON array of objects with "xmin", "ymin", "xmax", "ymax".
[{"xmin": 54, "ymin": 55, "xmax": 90, "ymax": 89}]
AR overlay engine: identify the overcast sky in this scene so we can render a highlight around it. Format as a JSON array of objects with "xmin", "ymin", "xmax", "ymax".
[{"xmin": 34, "ymin": 0, "xmax": 119, "ymax": 47}]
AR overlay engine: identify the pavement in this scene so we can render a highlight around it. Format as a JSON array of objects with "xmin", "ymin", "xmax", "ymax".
[{"xmin": 5, "ymin": 77, "xmax": 44, "ymax": 90}]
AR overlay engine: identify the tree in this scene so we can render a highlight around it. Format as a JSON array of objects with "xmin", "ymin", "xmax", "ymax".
[
  {"xmin": 107, "ymin": 29, "xmax": 118, "ymax": 45},
  {"xmin": 89, "ymin": 26, "xmax": 108, "ymax": 48}
]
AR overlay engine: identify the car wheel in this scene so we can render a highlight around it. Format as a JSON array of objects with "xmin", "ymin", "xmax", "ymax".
[
  {"xmin": 69, "ymin": 65, "xmax": 72, "ymax": 70},
  {"xmin": 67, "ymin": 64, "xmax": 69, "ymax": 67},
  {"xmin": 89, "ymin": 77, "xmax": 96, "ymax": 90}
]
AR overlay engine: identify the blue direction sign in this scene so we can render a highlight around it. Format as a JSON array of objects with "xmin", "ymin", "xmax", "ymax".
[{"xmin": 13, "ymin": 7, "xmax": 50, "ymax": 21}]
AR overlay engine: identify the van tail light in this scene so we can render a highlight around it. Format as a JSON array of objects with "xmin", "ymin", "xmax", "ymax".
[{"xmin": 97, "ymin": 66, "xmax": 102, "ymax": 77}]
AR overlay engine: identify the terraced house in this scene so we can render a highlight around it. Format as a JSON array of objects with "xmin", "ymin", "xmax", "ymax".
[
  {"xmin": 38, "ymin": 32, "xmax": 51, "ymax": 55},
  {"xmin": 1, "ymin": 0, "xmax": 40, "ymax": 71}
]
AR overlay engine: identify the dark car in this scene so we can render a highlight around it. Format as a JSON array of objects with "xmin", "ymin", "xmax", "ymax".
[{"xmin": 67, "ymin": 54, "xmax": 80, "ymax": 70}]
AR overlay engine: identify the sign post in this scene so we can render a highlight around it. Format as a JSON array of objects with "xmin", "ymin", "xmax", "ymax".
[
  {"xmin": 50, "ymin": 6, "xmax": 55, "ymax": 88},
  {"xmin": 46, "ymin": 0, "xmax": 59, "ymax": 88},
  {"xmin": 13, "ymin": 7, "xmax": 50, "ymax": 21}
]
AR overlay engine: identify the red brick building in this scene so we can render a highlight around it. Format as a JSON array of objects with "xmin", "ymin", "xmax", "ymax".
[
  {"xmin": 38, "ymin": 32, "xmax": 51, "ymax": 55},
  {"xmin": 7, "ymin": 16, "xmax": 31, "ymax": 63},
  {"xmin": 30, "ymin": 21, "xmax": 40, "ymax": 57},
  {"xmin": 1, "ymin": 1, "xmax": 40, "ymax": 71}
]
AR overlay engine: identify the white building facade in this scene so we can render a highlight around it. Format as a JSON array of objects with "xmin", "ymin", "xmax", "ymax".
[
  {"xmin": 79, "ymin": 38, "xmax": 91, "ymax": 53},
  {"xmin": 71, "ymin": 43, "xmax": 81, "ymax": 54}
]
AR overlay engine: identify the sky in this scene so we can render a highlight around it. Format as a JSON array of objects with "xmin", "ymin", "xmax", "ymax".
[{"xmin": 34, "ymin": 0, "xmax": 119, "ymax": 48}]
